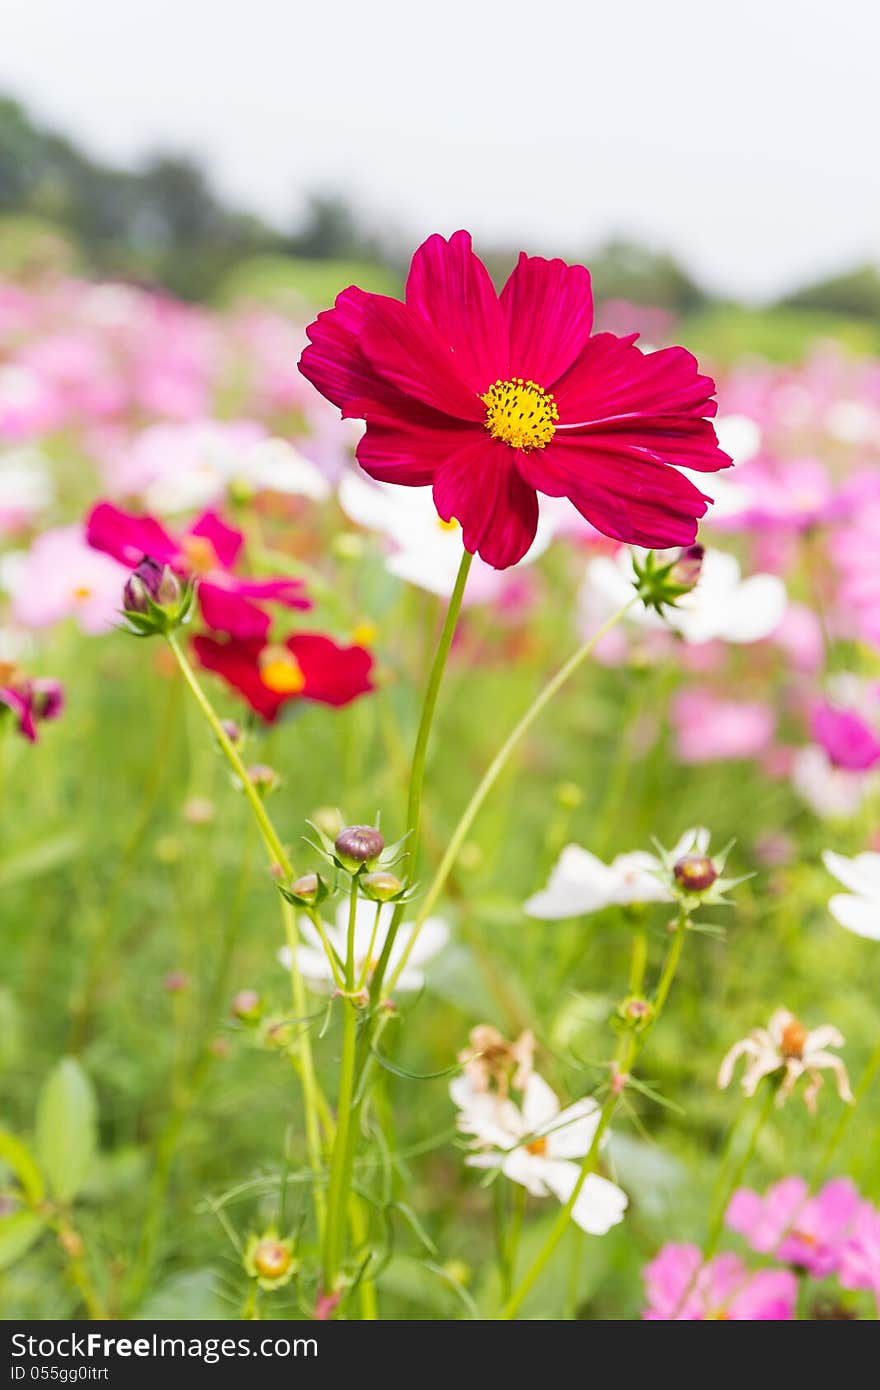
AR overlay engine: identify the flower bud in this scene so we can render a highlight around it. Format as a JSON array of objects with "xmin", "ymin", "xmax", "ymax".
[
  {"xmin": 244, "ymin": 1231, "xmax": 297, "ymax": 1289},
  {"xmin": 361, "ymin": 870, "xmax": 403, "ymax": 902},
  {"xmin": 231, "ymin": 989, "xmax": 261, "ymax": 1022},
  {"xmin": 246, "ymin": 763, "xmax": 281, "ymax": 795},
  {"xmin": 673, "ymin": 854, "xmax": 718, "ymax": 893},
  {"xmin": 291, "ymin": 872, "xmax": 319, "ymax": 901},
  {"xmin": 668, "ymin": 544, "xmax": 704, "ymax": 592},
  {"xmin": 123, "ymin": 556, "xmax": 181, "ymax": 614},
  {"xmin": 334, "ymin": 824, "xmax": 384, "ymax": 869},
  {"xmin": 182, "ymin": 796, "xmax": 214, "ymax": 825},
  {"xmin": 220, "ymin": 718, "xmax": 242, "ymax": 746},
  {"xmin": 163, "ymin": 970, "xmax": 190, "ymax": 994}
]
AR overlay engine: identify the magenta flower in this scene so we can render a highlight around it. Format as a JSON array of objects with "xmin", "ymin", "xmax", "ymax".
[
  {"xmin": 839, "ymin": 1201, "xmax": 880, "ymax": 1312},
  {"xmin": 0, "ymin": 673, "xmax": 64, "ymax": 742},
  {"xmin": 810, "ymin": 701, "xmax": 880, "ymax": 772},
  {"xmin": 86, "ymin": 502, "xmax": 310, "ymax": 640},
  {"xmin": 642, "ymin": 1243, "xmax": 796, "ymax": 1320},
  {"xmin": 727, "ymin": 1177, "xmax": 861, "ymax": 1278},
  {"xmin": 299, "ymin": 230, "xmax": 730, "ymax": 569}
]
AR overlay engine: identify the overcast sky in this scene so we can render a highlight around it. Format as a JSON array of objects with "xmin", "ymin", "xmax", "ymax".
[{"xmin": 2, "ymin": 0, "xmax": 878, "ymax": 299}]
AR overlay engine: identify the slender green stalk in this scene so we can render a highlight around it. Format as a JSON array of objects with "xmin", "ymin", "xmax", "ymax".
[
  {"xmin": 704, "ymin": 1080, "xmax": 776, "ymax": 1261},
  {"xmin": 388, "ymin": 599, "xmax": 636, "ymax": 991},
  {"xmin": 281, "ymin": 898, "xmax": 326, "ymax": 1234},
  {"xmin": 165, "ymin": 632, "xmax": 294, "ymax": 877},
  {"xmin": 501, "ymin": 904, "xmax": 689, "ymax": 1319},
  {"xmin": 322, "ymin": 880, "xmax": 362, "ymax": 1293},
  {"xmin": 368, "ymin": 549, "xmax": 473, "ymax": 1001},
  {"xmin": 812, "ymin": 1032, "xmax": 880, "ymax": 1187}
]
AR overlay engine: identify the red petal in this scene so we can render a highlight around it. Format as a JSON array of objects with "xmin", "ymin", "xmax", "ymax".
[
  {"xmin": 197, "ymin": 582, "xmax": 271, "ymax": 641},
  {"xmin": 299, "ymin": 286, "xmax": 408, "ymax": 419},
  {"xmin": 192, "ymin": 635, "xmax": 285, "ymax": 722},
  {"xmin": 405, "ymin": 230, "xmax": 507, "ymax": 392},
  {"xmin": 499, "ymin": 253, "xmax": 594, "ymax": 386},
  {"xmin": 86, "ymin": 501, "xmax": 177, "ymax": 567},
  {"xmin": 554, "ymin": 335, "xmax": 720, "ymax": 427},
  {"xmin": 187, "ymin": 511, "xmax": 244, "ymax": 570},
  {"xmin": 361, "ymin": 296, "xmax": 484, "ymax": 422},
  {"xmin": 522, "ymin": 434, "xmax": 711, "ymax": 549},
  {"xmin": 286, "ymin": 634, "xmax": 374, "ymax": 707},
  {"xmin": 432, "ymin": 436, "xmax": 539, "ymax": 569},
  {"xmin": 357, "ymin": 411, "xmax": 478, "ymax": 485}
]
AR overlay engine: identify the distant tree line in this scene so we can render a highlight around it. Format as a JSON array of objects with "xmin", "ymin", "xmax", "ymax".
[{"xmin": 1, "ymin": 93, "xmax": 878, "ymax": 316}]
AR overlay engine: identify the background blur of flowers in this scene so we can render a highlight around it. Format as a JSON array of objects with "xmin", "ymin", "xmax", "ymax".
[{"xmin": 1, "ymin": 2, "xmax": 879, "ymax": 1321}]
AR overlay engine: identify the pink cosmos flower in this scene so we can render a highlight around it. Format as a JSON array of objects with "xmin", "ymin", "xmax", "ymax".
[
  {"xmin": 299, "ymin": 230, "xmax": 731, "ymax": 569},
  {"xmin": 0, "ymin": 672, "xmax": 64, "ymax": 742},
  {"xmin": 810, "ymin": 700, "xmax": 880, "ymax": 772},
  {"xmin": 672, "ymin": 688, "xmax": 776, "ymax": 764},
  {"xmin": 642, "ymin": 1243, "xmax": 796, "ymax": 1320},
  {"xmin": 192, "ymin": 632, "xmax": 373, "ymax": 722},
  {"xmin": 86, "ymin": 502, "xmax": 309, "ymax": 640},
  {"xmin": 838, "ymin": 1201, "xmax": 880, "ymax": 1312},
  {"xmin": 9, "ymin": 525, "xmax": 130, "ymax": 634},
  {"xmin": 726, "ymin": 1177, "xmax": 861, "ymax": 1278}
]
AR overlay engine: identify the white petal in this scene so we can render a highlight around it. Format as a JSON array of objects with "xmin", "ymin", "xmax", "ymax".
[
  {"xmin": 718, "ymin": 575, "xmax": 787, "ymax": 643},
  {"xmin": 524, "ymin": 844, "xmax": 620, "ymax": 918},
  {"xmin": 502, "ymin": 1149, "xmax": 551, "ymax": 1197},
  {"xmin": 544, "ymin": 1097, "xmax": 602, "ymax": 1159},
  {"xmin": 540, "ymin": 1162, "xmax": 628, "ymax": 1234},
  {"xmin": 521, "ymin": 1073, "xmax": 560, "ymax": 1132},
  {"xmin": 823, "ymin": 849, "xmax": 880, "ymax": 900},
  {"xmin": 828, "ymin": 893, "xmax": 880, "ymax": 940}
]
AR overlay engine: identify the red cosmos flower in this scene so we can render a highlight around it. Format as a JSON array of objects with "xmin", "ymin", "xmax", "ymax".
[
  {"xmin": 193, "ymin": 632, "xmax": 373, "ymax": 722},
  {"xmin": 0, "ymin": 670, "xmax": 64, "ymax": 741},
  {"xmin": 299, "ymin": 231, "xmax": 731, "ymax": 569},
  {"xmin": 86, "ymin": 502, "xmax": 309, "ymax": 640}
]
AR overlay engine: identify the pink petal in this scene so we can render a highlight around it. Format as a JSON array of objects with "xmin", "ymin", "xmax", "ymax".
[
  {"xmin": 432, "ymin": 436, "xmax": 539, "ymax": 569},
  {"xmin": 406, "ymin": 230, "xmax": 507, "ymax": 393},
  {"xmin": 86, "ymin": 501, "xmax": 177, "ymax": 567},
  {"xmin": 197, "ymin": 581, "xmax": 271, "ymax": 641},
  {"xmin": 361, "ymin": 296, "xmax": 484, "ymax": 422},
  {"xmin": 500, "ymin": 252, "xmax": 594, "ymax": 386},
  {"xmin": 187, "ymin": 511, "xmax": 244, "ymax": 570},
  {"xmin": 230, "ymin": 577, "xmax": 311, "ymax": 611}
]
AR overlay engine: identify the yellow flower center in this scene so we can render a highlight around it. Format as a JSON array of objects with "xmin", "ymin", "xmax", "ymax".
[
  {"xmin": 437, "ymin": 516, "xmax": 459, "ymax": 532},
  {"xmin": 181, "ymin": 535, "xmax": 219, "ymax": 573},
  {"xmin": 526, "ymin": 1136, "xmax": 548, "ymax": 1157},
  {"xmin": 72, "ymin": 586, "xmax": 92, "ymax": 601},
  {"xmin": 259, "ymin": 647, "xmax": 306, "ymax": 694},
  {"xmin": 481, "ymin": 378, "xmax": 558, "ymax": 451}
]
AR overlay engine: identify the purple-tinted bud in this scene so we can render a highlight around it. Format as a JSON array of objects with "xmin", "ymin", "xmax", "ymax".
[
  {"xmin": 163, "ymin": 970, "xmax": 190, "ymax": 994},
  {"xmin": 220, "ymin": 718, "xmax": 242, "ymax": 745},
  {"xmin": 669, "ymin": 544, "xmax": 704, "ymax": 591},
  {"xmin": 247, "ymin": 763, "xmax": 280, "ymax": 793},
  {"xmin": 673, "ymin": 854, "xmax": 718, "ymax": 893},
  {"xmin": 290, "ymin": 872, "xmax": 320, "ymax": 903},
  {"xmin": 31, "ymin": 678, "xmax": 65, "ymax": 723},
  {"xmin": 335, "ymin": 824, "xmax": 384, "ymax": 865},
  {"xmin": 123, "ymin": 556, "xmax": 181, "ymax": 613}
]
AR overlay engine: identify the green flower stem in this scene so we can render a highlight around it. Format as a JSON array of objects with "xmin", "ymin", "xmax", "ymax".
[
  {"xmin": 165, "ymin": 632, "xmax": 294, "ymax": 878},
  {"xmin": 812, "ymin": 1031, "xmax": 880, "ymax": 1187},
  {"xmin": 322, "ymin": 880, "xmax": 362, "ymax": 1294},
  {"xmin": 281, "ymin": 898, "xmax": 326, "ymax": 1235},
  {"xmin": 368, "ymin": 549, "xmax": 473, "ymax": 1002},
  {"xmin": 501, "ymin": 904, "xmax": 689, "ymax": 1320},
  {"xmin": 388, "ymin": 599, "xmax": 636, "ymax": 992},
  {"xmin": 704, "ymin": 1080, "xmax": 776, "ymax": 1263},
  {"xmin": 628, "ymin": 924, "xmax": 649, "ymax": 995}
]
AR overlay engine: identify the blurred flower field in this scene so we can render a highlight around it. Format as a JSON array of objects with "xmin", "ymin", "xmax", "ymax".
[{"xmin": 1, "ymin": 237, "xmax": 880, "ymax": 1321}]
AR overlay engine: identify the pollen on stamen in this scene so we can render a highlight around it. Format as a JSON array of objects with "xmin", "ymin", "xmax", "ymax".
[{"xmin": 481, "ymin": 377, "xmax": 558, "ymax": 451}]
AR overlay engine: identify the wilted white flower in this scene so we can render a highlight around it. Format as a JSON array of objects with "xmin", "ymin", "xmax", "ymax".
[
  {"xmin": 718, "ymin": 1008, "xmax": 853, "ymax": 1113},
  {"xmin": 822, "ymin": 849, "xmax": 880, "ymax": 940},
  {"xmin": 450, "ymin": 1070, "xmax": 627, "ymax": 1235},
  {"xmin": 525, "ymin": 829, "xmax": 710, "ymax": 919},
  {"xmin": 279, "ymin": 897, "xmax": 448, "ymax": 993}
]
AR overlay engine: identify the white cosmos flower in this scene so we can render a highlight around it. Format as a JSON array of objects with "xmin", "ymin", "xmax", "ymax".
[
  {"xmin": 822, "ymin": 849, "xmax": 880, "ymax": 940},
  {"xmin": 524, "ymin": 828, "xmax": 710, "ymax": 919},
  {"xmin": 338, "ymin": 470, "xmax": 553, "ymax": 599},
  {"xmin": 450, "ymin": 1071, "xmax": 627, "ymax": 1235},
  {"xmin": 582, "ymin": 547, "xmax": 786, "ymax": 645},
  {"xmin": 127, "ymin": 424, "xmax": 331, "ymax": 513},
  {"xmin": 278, "ymin": 898, "xmax": 448, "ymax": 993},
  {"xmin": 0, "ymin": 447, "xmax": 54, "ymax": 526}
]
